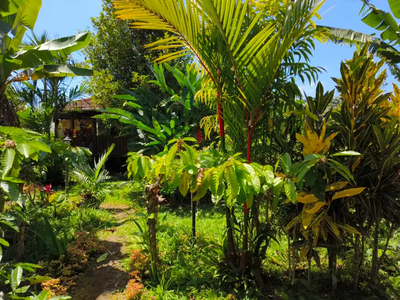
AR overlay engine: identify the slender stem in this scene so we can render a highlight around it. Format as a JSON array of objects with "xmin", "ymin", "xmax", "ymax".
[
  {"xmin": 378, "ymin": 222, "xmax": 395, "ymax": 274},
  {"xmin": 217, "ymin": 98, "xmax": 226, "ymax": 152},
  {"xmin": 191, "ymin": 193, "xmax": 196, "ymax": 244}
]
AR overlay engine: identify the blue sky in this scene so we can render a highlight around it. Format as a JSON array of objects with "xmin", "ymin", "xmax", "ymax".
[{"xmin": 33, "ymin": 0, "xmax": 396, "ymax": 96}]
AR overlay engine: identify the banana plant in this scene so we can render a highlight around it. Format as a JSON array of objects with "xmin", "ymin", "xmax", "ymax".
[
  {"xmin": 0, "ymin": 0, "xmax": 93, "ymax": 126},
  {"xmin": 95, "ymin": 63, "xmax": 209, "ymax": 154}
]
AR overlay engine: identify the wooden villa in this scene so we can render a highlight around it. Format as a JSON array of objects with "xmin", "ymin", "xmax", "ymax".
[{"xmin": 58, "ymin": 98, "xmax": 128, "ymax": 169}]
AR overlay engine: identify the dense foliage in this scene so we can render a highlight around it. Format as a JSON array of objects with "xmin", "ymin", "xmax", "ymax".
[{"xmin": 3, "ymin": 0, "xmax": 400, "ymax": 299}]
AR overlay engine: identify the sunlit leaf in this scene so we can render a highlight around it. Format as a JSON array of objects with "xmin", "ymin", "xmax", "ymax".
[
  {"xmin": 305, "ymin": 202, "xmax": 326, "ymax": 214},
  {"xmin": 332, "ymin": 187, "xmax": 366, "ymax": 200}
]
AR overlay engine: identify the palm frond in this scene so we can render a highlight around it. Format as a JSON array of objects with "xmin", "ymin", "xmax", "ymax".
[
  {"xmin": 94, "ymin": 144, "xmax": 115, "ymax": 181},
  {"xmin": 319, "ymin": 25, "xmax": 400, "ymax": 80}
]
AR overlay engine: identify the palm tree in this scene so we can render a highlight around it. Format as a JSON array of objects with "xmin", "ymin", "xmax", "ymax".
[{"xmin": 113, "ymin": 0, "xmax": 327, "ymax": 273}]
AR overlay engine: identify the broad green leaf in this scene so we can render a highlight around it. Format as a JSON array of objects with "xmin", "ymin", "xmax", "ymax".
[
  {"xmin": 288, "ymin": 109, "xmax": 318, "ymax": 121},
  {"xmin": 161, "ymin": 125, "xmax": 172, "ymax": 136},
  {"xmin": 0, "ymin": 180, "xmax": 25, "ymax": 205},
  {"xmin": 273, "ymin": 177, "xmax": 284, "ymax": 210},
  {"xmin": 243, "ymin": 164, "xmax": 260, "ymax": 193},
  {"xmin": 246, "ymin": 194, "xmax": 253, "ymax": 208},
  {"xmin": 362, "ymin": 10, "xmax": 384, "ymax": 28},
  {"xmin": 193, "ymin": 175, "xmax": 210, "ymax": 201},
  {"xmin": 296, "ymin": 161, "xmax": 317, "ymax": 189},
  {"xmin": 182, "ymin": 137, "xmax": 197, "ymax": 143},
  {"xmin": 113, "ymin": 95, "xmax": 137, "ymax": 101},
  {"xmin": 27, "ymin": 275, "xmax": 53, "ymax": 284},
  {"xmin": 389, "ymin": 0, "xmax": 400, "ymax": 19},
  {"xmin": 96, "ymin": 253, "xmax": 108, "ymax": 263},
  {"xmin": 327, "ymin": 159, "xmax": 355, "ymax": 183},
  {"xmin": 24, "ymin": 65, "xmax": 93, "ymax": 80},
  {"xmin": 282, "ymin": 153, "xmax": 292, "ymax": 174},
  {"xmin": 30, "ymin": 140, "xmax": 51, "ymax": 153},
  {"xmin": 0, "ymin": 126, "xmax": 39, "ymax": 137},
  {"xmin": 11, "ymin": 266, "xmax": 23, "ymax": 292},
  {"xmin": 16, "ymin": 142, "xmax": 34, "ymax": 158},
  {"xmin": 178, "ymin": 172, "xmax": 189, "ymax": 197},
  {"xmin": 284, "ymin": 179, "xmax": 297, "ymax": 202},
  {"xmin": 0, "ymin": 237, "xmax": 9, "ymax": 247},
  {"xmin": 145, "ymin": 141, "xmax": 161, "ymax": 147},
  {"xmin": 1, "ymin": 148, "xmax": 15, "ymax": 178}
]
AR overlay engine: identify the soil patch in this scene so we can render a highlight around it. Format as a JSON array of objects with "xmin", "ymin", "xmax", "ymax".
[{"xmin": 71, "ymin": 203, "xmax": 133, "ymax": 299}]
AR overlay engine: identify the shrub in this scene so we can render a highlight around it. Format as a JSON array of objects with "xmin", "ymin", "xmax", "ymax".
[
  {"xmin": 41, "ymin": 278, "xmax": 68, "ymax": 298},
  {"xmin": 129, "ymin": 249, "xmax": 150, "ymax": 277},
  {"xmin": 125, "ymin": 279, "xmax": 147, "ymax": 300}
]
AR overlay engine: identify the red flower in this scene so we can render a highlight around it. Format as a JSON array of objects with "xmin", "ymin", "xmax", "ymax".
[
  {"xmin": 196, "ymin": 129, "xmax": 202, "ymax": 144},
  {"xmin": 45, "ymin": 184, "xmax": 52, "ymax": 193}
]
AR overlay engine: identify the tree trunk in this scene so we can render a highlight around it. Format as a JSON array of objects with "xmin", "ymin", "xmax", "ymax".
[
  {"xmin": 0, "ymin": 92, "xmax": 20, "ymax": 127},
  {"xmin": 217, "ymin": 100, "xmax": 225, "ymax": 151},
  {"xmin": 145, "ymin": 178, "xmax": 162, "ymax": 282},
  {"xmin": 0, "ymin": 191, "xmax": 5, "ymax": 212},
  {"xmin": 240, "ymin": 208, "xmax": 250, "ymax": 273},
  {"xmin": 288, "ymin": 235, "xmax": 292, "ymax": 281},
  {"xmin": 53, "ymin": 79, "xmax": 60, "ymax": 139},
  {"xmin": 352, "ymin": 235, "xmax": 360, "ymax": 292},
  {"xmin": 18, "ymin": 223, "xmax": 25, "ymax": 261},
  {"xmin": 329, "ymin": 246, "xmax": 338, "ymax": 296},
  {"xmin": 226, "ymin": 206, "xmax": 236, "ymax": 262},
  {"xmin": 371, "ymin": 219, "xmax": 380, "ymax": 282},
  {"xmin": 308, "ymin": 253, "xmax": 312, "ymax": 284}
]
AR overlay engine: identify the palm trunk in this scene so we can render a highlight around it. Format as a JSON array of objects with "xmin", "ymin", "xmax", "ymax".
[
  {"xmin": 239, "ymin": 208, "xmax": 249, "ymax": 273},
  {"xmin": 217, "ymin": 97, "xmax": 237, "ymax": 264},
  {"xmin": 239, "ymin": 129, "xmax": 252, "ymax": 273},
  {"xmin": 217, "ymin": 100, "xmax": 225, "ymax": 152}
]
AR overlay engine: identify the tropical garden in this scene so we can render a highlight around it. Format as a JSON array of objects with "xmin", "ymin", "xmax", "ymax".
[{"xmin": 2, "ymin": 0, "xmax": 400, "ymax": 299}]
